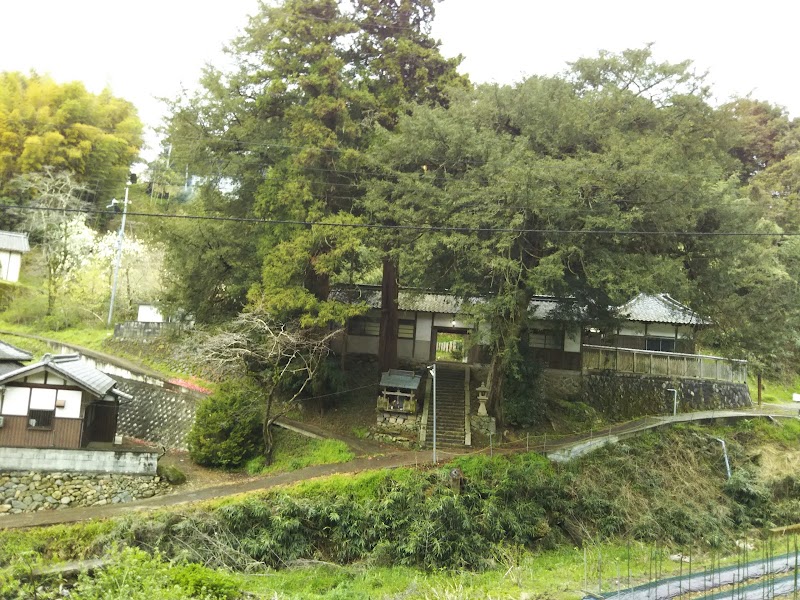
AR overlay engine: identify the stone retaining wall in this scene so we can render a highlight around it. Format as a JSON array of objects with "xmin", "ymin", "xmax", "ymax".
[
  {"xmin": 583, "ymin": 372, "xmax": 751, "ymax": 420},
  {"xmin": 0, "ymin": 471, "xmax": 171, "ymax": 515}
]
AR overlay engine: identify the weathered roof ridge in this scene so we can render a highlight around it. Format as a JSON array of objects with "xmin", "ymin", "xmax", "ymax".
[
  {"xmin": 0, "ymin": 340, "xmax": 33, "ymax": 362},
  {"xmin": 0, "ymin": 231, "xmax": 30, "ymax": 253},
  {"xmin": 0, "ymin": 353, "xmax": 120, "ymax": 398},
  {"xmin": 618, "ymin": 292, "xmax": 709, "ymax": 325}
]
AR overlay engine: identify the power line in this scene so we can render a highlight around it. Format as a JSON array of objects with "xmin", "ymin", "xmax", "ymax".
[{"xmin": 0, "ymin": 203, "xmax": 791, "ymax": 237}]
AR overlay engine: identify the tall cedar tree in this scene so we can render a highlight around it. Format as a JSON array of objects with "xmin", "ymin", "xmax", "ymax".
[{"xmin": 164, "ymin": 0, "xmax": 466, "ymax": 346}]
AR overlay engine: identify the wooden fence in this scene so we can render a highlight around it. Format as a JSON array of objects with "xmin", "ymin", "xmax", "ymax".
[
  {"xmin": 436, "ymin": 340, "xmax": 463, "ymax": 353},
  {"xmin": 581, "ymin": 345, "xmax": 748, "ymax": 384}
]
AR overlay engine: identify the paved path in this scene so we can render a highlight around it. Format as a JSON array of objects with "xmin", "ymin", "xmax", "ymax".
[{"xmin": 1, "ymin": 407, "xmax": 795, "ymax": 531}]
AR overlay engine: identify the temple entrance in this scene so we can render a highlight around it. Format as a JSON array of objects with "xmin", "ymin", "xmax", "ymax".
[{"xmin": 433, "ymin": 328, "xmax": 470, "ymax": 363}]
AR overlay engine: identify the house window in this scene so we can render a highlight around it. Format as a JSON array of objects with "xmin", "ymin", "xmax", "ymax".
[
  {"xmin": 530, "ymin": 329, "xmax": 563, "ymax": 350},
  {"xmin": 645, "ymin": 337, "xmax": 676, "ymax": 353},
  {"xmin": 349, "ymin": 316, "xmax": 380, "ymax": 337},
  {"xmin": 28, "ymin": 409, "xmax": 54, "ymax": 429},
  {"xmin": 398, "ymin": 319, "xmax": 415, "ymax": 339}
]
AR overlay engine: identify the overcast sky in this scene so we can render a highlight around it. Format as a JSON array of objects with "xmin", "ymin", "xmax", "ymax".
[{"xmin": 2, "ymin": 0, "xmax": 798, "ymax": 155}]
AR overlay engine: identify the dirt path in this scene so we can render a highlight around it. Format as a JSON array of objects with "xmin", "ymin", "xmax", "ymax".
[
  {"xmin": 0, "ymin": 451, "xmax": 428, "ymax": 529},
  {"xmin": 1, "ymin": 408, "xmax": 794, "ymax": 531}
]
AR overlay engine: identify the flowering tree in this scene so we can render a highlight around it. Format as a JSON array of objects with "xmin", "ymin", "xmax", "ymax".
[{"xmin": 15, "ymin": 170, "xmax": 94, "ymax": 314}]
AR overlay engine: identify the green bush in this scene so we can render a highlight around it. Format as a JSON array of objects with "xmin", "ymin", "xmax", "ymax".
[
  {"xmin": 187, "ymin": 380, "xmax": 263, "ymax": 469},
  {"xmin": 71, "ymin": 547, "xmax": 239, "ymax": 600},
  {"xmin": 157, "ymin": 463, "xmax": 188, "ymax": 485},
  {"xmin": 168, "ymin": 562, "xmax": 240, "ymax": 599}
]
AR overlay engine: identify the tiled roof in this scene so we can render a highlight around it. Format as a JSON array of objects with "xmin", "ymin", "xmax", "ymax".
[
  {"xmin": 380, "ymin": 369, "xmax": 422, "ymax": 390},
  {"xmin": 330, "ymin": 287, "xmax": 471, "ymax": 314},
  {"xmin": 529, "ymin": 297, "xmax": 570, "ymax": 320},
  {"xmin": 0, "ymin": 354, "xmax": 119, "ymax": 398},
  {"xmin": 618, "ymin": 293, "xmax": 709, "ymax": 325},
  {"xmin": 0, "ymin": 231, "xmax": 30, "ymax": 253},
  {"xmin": 330, "ymin": 286, "xmax": 708, "ymax": 326},
  {"xmin": 0, "ymin": 340, "xmax": 32, "ymax": 362}
]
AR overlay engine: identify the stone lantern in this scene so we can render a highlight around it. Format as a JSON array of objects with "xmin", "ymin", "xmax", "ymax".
[{"xmin": 476, "ymin": 382, "xmax": 489, "ymax": 416}]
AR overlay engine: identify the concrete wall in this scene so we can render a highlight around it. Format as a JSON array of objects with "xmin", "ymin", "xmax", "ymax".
[
  {"xmin": 114, "ymin": 322, "xmax": 173, "ymax": 342},
  {"xmin": 0, "ymin": 446, "xmax": 158, "ymax": 474}
]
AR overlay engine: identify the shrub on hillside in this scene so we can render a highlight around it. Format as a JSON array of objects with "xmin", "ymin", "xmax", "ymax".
[{"xmin": 187, "ymin": 380, "xmax": 263, "ymax": 468}]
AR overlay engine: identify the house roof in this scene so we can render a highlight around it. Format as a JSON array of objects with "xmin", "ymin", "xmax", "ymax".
[
  {"xmin": 0, "ymin": 231, "xmax": 30, "ymax": 253},
  {"xmin": 330, "ymin": 286, "xmax": 470, "ymax": 314},
  {"xmin": 617, "ymin": 293, "xmax": 709, "ymax": 326},
  {"xmin": 0, "ymin": 340, "xmax": 32, "ymax": 362},
  {"xmin": 331, "ymin": 286, "xmax": 709, "ymax": 326},
  {"xmin": 380, "ymin": 369, "xmax": 422, "ymax": 391},
  {"xmin": 0, "ymin": 354, "xmax": 123, "ymax": 399},
  {"xmin": 529, "ymin": 297, "xmax": 570, "ymax": 320}
]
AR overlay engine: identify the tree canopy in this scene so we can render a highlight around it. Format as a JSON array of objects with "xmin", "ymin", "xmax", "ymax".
[
  {"xmin": 162, "ymin": 0, "xmax": 466, "ymax": 324},
  {"xmin": 0, "ymin": 72, "xmax": 142, "ymax": 224},
  {"xmin": 156, "ymin": 0, "xmax": 800, "ymax": 385}
]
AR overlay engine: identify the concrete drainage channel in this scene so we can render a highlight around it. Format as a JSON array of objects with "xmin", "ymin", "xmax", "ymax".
[{"xmin": 585, "ymin": 552, "xmax": 800, "ymax": 600}]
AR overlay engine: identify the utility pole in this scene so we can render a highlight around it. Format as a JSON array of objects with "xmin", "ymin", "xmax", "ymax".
[
  {"xmin": 428, "ymin": 363, "xmax": 437, "ymax": 464},
  {"xmin": 107, "ymin": 182, "xmax": 131, "ymax": 328}
]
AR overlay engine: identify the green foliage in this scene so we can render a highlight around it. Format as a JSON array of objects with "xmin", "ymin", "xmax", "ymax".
[
  {"xmin": 724, "ymin": 468, "xmax": 773, "ymax": 527},
  {"xmin": 162, "ymin": 0, "xmax": 465, "ymax": 324},
  {"xmin": 187, "ymin": 380, "xmax": 263, "ymax": 468},
  {"xmin": 167, "ymin": 562, "xmax": 240, "ymax": 599},
  {"xmin": 0, "ymin": 71, "xmax": 142, "ymax": 226},
  {"xmin": 502, "ymin": 345, "xmax": 545, "ymax": 426},
  {"xmin": 0, "ymin": 521, "xmax": 114, "ymax": 567},
  {"xmin": 70, "ymin": 547, "xmax": 239, "ymax": 600}
]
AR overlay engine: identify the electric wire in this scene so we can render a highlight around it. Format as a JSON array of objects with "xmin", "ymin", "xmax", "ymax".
[{"xmin": 0, "ymin": 203, "xmax": 789, "ymax": 237}]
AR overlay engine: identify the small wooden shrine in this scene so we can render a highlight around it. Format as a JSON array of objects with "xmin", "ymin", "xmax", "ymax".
[{"xmin": 376, "ymin": 369, "xmax": 422, "ymax": 414}]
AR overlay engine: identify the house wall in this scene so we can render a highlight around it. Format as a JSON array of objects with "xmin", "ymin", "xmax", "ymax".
[
  {"xmin": 617, "ymin": 323, "xmax": 694, "ymax": 339},
  {"xmin": 137, "ymin": 304, "xmax": 164, "ymax": 323},
  {"xmin": 0, "ymin": 415, "xmax": 83, "ymax": 448},
  {"xmin": 340, "ymin": 309, "xmax": 478, "ymax": 364},
  {"xmin": 0, "ymin": 250, "xmax": 22, "ymax": 282},
  {"xmin": 0, "ymin": 384, "xmax": 89, "ymax": 448},
  {"xmin": 0, "ymin": 446, "xmax": 158, "ymax": 475},
  {"xmin": 414, "ymin": 314, "xmax": 433, "ymax": 361}
]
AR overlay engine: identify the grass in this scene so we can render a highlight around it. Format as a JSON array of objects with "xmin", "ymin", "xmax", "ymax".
[
  {"xmin": 748, "ymin": 373, "xmax": 800, "ymax": 404},
  {"xmin": 244, "ymin": 428, "xmax": 354, "ymax": 476},
  {"xmin": 0, "ymin": 318, "xmax": 215, "ymax": 387},
  {"xmin": 205, "ymin": 541, "xmax": 751, "ymax": 599}
]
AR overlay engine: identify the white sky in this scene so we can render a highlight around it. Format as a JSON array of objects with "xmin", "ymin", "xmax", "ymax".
[{"xmin": 1, "ymin": 0, "xmax": 798, "ymax": 156}]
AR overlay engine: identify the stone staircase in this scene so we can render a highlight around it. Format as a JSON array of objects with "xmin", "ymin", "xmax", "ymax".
[{"xmin": 424, "ymin": 364, "xmax": 467, "ymax": 447}]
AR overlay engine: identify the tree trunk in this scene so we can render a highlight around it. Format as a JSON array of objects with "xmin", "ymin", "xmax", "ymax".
[
  {"xmin": 378, "ymin": 257, "xmax": 399, "ymax": 372},
  {"xmin": 757, "ymin": 372, "xmax": 762, "ymax": 407},
  {"xmin": 307, "ymin": 268, "xmax": 331, "ymax": 302},
  {"xmin": 262, "ymin": 388, "xmax": 276, "ymax": 465},
  {"xmin": 487, "ymin": 353, "xmax": 505, "ymax": 425}
]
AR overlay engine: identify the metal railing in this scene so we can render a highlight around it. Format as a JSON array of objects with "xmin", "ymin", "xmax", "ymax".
[{"xmin": 581, "ymin": 345, "xmax": 748, "ymax": 384}]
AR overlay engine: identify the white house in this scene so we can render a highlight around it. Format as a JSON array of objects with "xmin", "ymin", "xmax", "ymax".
[
  {"xmin": 0, "ymin": 231, "xmax": 30, "ymax": 283},
  {"xmin": 0, "ymin": 353, "xmax": 132, "ymax": 449}
]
